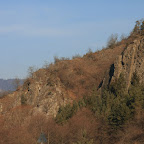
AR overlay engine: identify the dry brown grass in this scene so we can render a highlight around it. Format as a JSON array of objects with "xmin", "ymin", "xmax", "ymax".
[{"xmin": 43, "ymin": 41, "xmax": 127, "ymax": 99}]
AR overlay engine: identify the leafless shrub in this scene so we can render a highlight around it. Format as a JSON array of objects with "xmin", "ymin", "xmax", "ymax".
[
  {"xmin": 27, "ymin": 66, "xmax": 37, "ymax": 78},
  {"xmin": 43, "ymin": 61, "xmax": 50, "ymax": 69},
  {"xmin": 107, "ymin": 34, "xmax": 118, "ymax": 48},
  {"xmin": 120, "ymin": 34, "xmax": 127, "ymax": 41},
  {"xmin": 87, "ymin": 48, "xmax": 93, "ymax": 54},
  {"xmin": 54, "ymin": 56, "xmax": 70, "ymax": 64},
  {"xmin": 72, "ymin": 54, "xmax": 81, "ymax": 59}
]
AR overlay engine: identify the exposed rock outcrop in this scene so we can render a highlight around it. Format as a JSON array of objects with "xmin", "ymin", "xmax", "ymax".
[
  {"xmin": 109, "ymin": 36, "xmax": 144, "ymax": 89},
  {"xmin": 0, "ymin": 69, "xmax": 72, "ymax": 117}
]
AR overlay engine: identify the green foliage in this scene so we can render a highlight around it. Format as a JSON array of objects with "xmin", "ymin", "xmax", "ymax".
[
  {"xmin": 56, "ymin": 99, "xmax": 88, "ymax": 124},
  {"xmin": 85, "ymin": 72, "xmax": 144, "ymax": 129},
  {"xmin": 109, "ymin": 73, "xmax": 126, "ymax": 97},
  {"xmin": 55, "ymin": 104, "xmax": 73, "ymax": 124},
  {"xmin": 78, "ymin": 99, "xmax": 86, "ymax": 108},
  {"xmin": 107, "ymin": 72, "xmax": 144, "ymax": 128},
  {"xmin": 128, "ymin": 72, "xmax": 144, "ymax": 109},
  {"xmin": 85, "ymin": 92, "xmax": 102, "ymax": 115},
  {"xmin": 131, "ymin": 72, "xmax": 140, "ymax": 86},
  {"xmin": 56, "ymin": 71, "xmax": 144, "ymax": 130},
  {"xmin": 107, "ymin": 99, "xmax": 131, "ymax": 128},
  {"xmin": 55, "ymin": 101, "xmax": 81, "ymax": 124}
]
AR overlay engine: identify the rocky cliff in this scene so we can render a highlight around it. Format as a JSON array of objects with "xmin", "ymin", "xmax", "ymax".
[
  {"xmin": 0, "ymin": 69, "xmax": 72, "ymax": 117},
  {"xmin": 109, "ymin": 36, "xmax": 144, "ymax": 89}
]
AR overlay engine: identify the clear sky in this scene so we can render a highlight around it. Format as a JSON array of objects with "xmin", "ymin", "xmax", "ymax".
[{"xmin": 0, "ymin": 0, "xmax": 143, "ymax": 79}]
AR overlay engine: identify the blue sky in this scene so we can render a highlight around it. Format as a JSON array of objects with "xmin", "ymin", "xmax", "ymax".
[{"xmin": 0, "ymin": 0, "xmax": 143, "ymax": 79}]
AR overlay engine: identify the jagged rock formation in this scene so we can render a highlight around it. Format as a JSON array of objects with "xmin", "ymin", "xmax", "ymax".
[
  {"xmin": 22, "ymin": 71, "xmax": 72, "ymax": 116},
  {"xmin": 109, "ymin": 36, "xmax": 144, "ymax": 89},
  {"xmin": 0, "ymin": 35, "xmax": 144, "ymax": 117},
  {"xmin": 0, "ymin": 69, "xmax": 72, "ymax": 117}
]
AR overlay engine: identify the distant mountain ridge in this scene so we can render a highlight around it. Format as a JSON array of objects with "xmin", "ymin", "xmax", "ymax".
[{"xmin": 0, "ymin": 79, "xmax": 23, "ymax": 91}]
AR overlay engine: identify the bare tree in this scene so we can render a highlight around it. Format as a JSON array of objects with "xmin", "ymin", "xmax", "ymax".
[
  {"xmin": 43, "ymin": 61, "xmax": 50, "ymax": 69},
  {"xmin": 107, "ymin": 34, "xmax": 118, "ymax": 48},
  {"xmin": 27, "ymin": 66, "xmax": 37, "ymax": 78}
]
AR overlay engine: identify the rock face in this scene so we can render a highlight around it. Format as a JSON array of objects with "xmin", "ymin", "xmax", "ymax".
[
  {"xmin": 22, "ymin": 74, "xmax": 71, "ymax": 117},
  {"xmin": 0, "ymin": 69, "xmax": 72, "ymax": 117},
  {"xmin": 109, "ymin": 36, "xmax": 144, "ymax": 89}
]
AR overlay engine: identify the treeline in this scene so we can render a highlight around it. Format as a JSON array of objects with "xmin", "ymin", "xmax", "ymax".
[{"xmin": 56, "ymin": 72, "xmax": 144, "ymax": 128}]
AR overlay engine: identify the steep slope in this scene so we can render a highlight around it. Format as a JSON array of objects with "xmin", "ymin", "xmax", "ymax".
[{"xmin": 0, "ymin": 35, "xmax": 144, "ymax": 117}]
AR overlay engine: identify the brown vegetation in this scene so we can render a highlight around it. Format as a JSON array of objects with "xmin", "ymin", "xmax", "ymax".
[{"xmin": 1, "ymin": 20, "xmax": 144, "ymax": 144}]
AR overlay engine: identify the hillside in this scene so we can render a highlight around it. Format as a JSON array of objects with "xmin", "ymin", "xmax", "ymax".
[
  {"xmin": 0, "ymin": 20, "xmax": 144, "ymax": 144},
  {"xmin": 0, "ymin": 34, "xmax": 140, "ymax": 116},
  {"xmin": 0, "ymin": 39, "xmax": 128, "ymax": 116}
]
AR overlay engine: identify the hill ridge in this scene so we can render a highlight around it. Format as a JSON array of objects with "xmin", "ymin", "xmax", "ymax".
[{"xmin": 1, "ymin": 35, "xmax": 143, "ymax": 117}]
